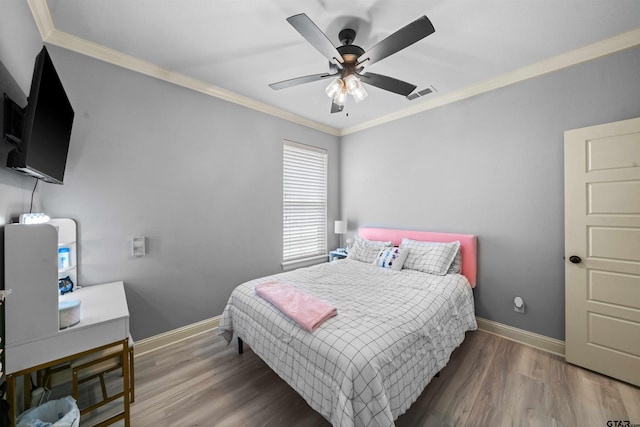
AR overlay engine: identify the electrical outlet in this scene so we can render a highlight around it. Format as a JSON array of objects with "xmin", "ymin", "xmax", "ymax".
[{"xmin": 514, "ymin": 296, "xmax": 525, "ymax": 314}]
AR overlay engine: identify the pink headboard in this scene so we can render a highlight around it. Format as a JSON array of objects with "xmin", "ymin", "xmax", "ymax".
[{"xmin": 359, "ymin": 227, "xmax": 478, "ymax": 287}]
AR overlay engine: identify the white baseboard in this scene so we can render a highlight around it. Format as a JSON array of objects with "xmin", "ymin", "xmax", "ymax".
[
  {"xmin": 133, "ymin": 315, "xmax": 565, "ymax": 359},
  {"xmin": 476, "ymin": 317, "xmax": 565, "ymax": 357},
  {"xmin": 134, "ymin": 316, "xmax": 220, "ymax": 357}
]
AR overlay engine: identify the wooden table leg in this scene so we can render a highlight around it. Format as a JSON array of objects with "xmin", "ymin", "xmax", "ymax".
[
  {"xmin": 23, "ymin": 374, "xmax": 31, "ymax": 412},
  {"xmin": 7, "ymin": 374, "xmax": 16, "ymax": 427},
  {"xmin": 123, "ymin": 339, "xmax": 130, "ymax": 427}
]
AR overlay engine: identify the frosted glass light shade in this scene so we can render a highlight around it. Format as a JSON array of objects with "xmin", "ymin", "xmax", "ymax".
[
  {"xmin": 325, "ymin": 78, "xmax": 343, "ymax": 98},
  {"xmin": 333, "ymin": 89, "xmax": 347, "ymax": 106},
  {"xmin": 352, "ymin": 85, "xmax": 368, "ymax": 103},
  {"xmin": 344, "ymin": 74, "xmax": 359, "ymax": 94},
  {"xmin": 344, "ymin": 74, "xmax": 368, "ymax": 102}
]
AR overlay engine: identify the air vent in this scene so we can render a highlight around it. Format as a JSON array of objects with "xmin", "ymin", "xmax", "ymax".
[{"xmin": 407, "ymin": 85, "xmax": 436, "ymax": 100}]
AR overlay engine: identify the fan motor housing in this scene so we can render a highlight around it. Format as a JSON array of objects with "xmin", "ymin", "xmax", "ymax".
[
  {"xmin": 337, "ymin": 44, "xmax": 364, "ymax": 58},
  {"xmin": 337, "ymin": 44, "xmax": 365, "ymax": 70},
  {"xmin": 330, "ymin": 41, "xmax": 365, "ymax": 74}
]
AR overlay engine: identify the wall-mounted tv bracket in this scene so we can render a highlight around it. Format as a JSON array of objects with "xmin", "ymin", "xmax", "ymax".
[{"xmin": 3, "ymin": 93, "xmax": 23, "ymax": 146}]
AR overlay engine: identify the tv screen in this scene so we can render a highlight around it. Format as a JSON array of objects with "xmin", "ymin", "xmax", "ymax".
[{"xmin": 7, "ymin": 46, "xmax": 74, "ymax": 184}]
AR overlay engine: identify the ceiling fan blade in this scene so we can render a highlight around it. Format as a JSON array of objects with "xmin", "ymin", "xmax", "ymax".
[
  {"xmin": 331, "ymin": 101, "xmax": 344, "ymax": 114},
  {"xmin": 269, "ymin": 73, "xmax": 335, "ymax": 90},
  {"xmin": 357, "ymin": 15, "xmax": 435, "ymax": 68},
  {"xmin": 287, "ymin": 14, "xmax": 344, "ymax": 66},
  {"xmin": 358, "ymin": 72, "xmax": 417, "ymax": 96}
]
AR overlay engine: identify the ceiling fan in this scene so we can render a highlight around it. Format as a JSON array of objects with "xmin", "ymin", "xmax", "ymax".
[{"xmin": 269, "ymin": 13, "xmax": 435, "ymax": 113}]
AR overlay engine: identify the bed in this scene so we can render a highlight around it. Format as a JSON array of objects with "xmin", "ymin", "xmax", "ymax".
[{"xmin": 218, "ymin": 227, "xmax": 477, "ymax": 427}]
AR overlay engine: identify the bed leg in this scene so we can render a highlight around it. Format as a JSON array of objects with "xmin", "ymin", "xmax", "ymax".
[{"xmin": 238, "ymin": 337, "xmax": 244, "ymax": 354}]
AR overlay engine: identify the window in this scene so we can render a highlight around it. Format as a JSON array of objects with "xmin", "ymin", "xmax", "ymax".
[{"xmin": 283, "ymin": 140, "xmax": 327, "ymax": 263}]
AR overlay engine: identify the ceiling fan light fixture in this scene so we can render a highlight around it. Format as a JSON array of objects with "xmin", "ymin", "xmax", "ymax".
[
  {"xmin": 344, "ymin": 74, "xmax": 359, "ymax": 95},
  {"xmin": 352, "ymin": 84, "xmax": 368, "ymax": 103},
  {"xmin": 344, "ymin": 74, "xmax": 368, "ymax": 102},
  {"xmin": 270, "ymin": 13, "xmax": 435, "ymax": 114},
  {"xmin": 325, "ymin": 78, "xmax": 344, "ymax": 98},
  {"xmin": 333, "ymin": 88, "xmax": 347, "ymax": 106}
]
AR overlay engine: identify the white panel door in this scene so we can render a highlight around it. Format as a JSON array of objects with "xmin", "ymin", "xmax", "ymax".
[{"xmin": 564, "ymin": 116, "xmax": 640, "ymax": 386}]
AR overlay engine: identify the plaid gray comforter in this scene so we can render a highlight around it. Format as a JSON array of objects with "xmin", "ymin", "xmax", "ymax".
[{"xmin": 218, "ymin": 259, "xmax": 477, "ymax": 427}]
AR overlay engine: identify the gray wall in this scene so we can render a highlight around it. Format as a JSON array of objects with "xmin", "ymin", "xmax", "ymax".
[
  {"xmin": 0, "ymin": 0, "xmax": 340, "ymax": 340},
  {"xmin": 340, "ymin": 47, "xmax": 640, "ymax": 340}
]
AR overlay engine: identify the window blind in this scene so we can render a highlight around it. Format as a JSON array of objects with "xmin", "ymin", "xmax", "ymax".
[{"xmin": 283, "ymin": 140, "xmax": 327, "ymax": 263}]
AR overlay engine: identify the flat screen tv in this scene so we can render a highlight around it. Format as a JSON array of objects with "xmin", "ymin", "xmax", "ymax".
[{"xmin": 7, "ymin": 46, "xmax": 74, "ymax": 184}]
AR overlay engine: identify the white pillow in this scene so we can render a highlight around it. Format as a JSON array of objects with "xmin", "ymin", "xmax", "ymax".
[
  {"xmin": 373, "ymin": 247, "xmax": 409, "ymax": 271},
  {"xmin": 447, "ymin": 249, "xmax": 462, "ymax": 274},
  {"xmin": 347, "ymin": 236, "xmax": 392, "ymax": 263},
  {"xmin": 400, "ymin": 238, "xmax": 460, "ymax": 275}
]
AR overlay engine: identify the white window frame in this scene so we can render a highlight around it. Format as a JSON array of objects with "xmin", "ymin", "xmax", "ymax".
[{"xmin": 282, "ymin": 140, "xmax": 327, "ymax": 265}]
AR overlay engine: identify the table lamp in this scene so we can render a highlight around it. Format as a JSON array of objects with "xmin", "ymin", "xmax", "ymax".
[{"xmin": 334, "ymin": 220, "xmax": 347, "ymax": 250}]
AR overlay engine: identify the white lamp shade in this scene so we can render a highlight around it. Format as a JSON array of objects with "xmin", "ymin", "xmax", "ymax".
[{"xmin": 334, "ymin": 220, "xmax": 347, "ymax": 234}]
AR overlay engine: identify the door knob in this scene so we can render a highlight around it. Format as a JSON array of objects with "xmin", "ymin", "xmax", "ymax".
[{"xmin": 569, "ymin": 255, "xmax": 582, "ymax": 264}]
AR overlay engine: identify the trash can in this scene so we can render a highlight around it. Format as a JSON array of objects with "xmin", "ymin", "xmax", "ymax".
[{"xmin": 16, "ymin": 396, "xmax": 79, "ymax": 427}]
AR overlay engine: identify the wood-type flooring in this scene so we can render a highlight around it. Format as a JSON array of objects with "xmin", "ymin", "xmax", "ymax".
[{"xmin": 127, "ymin": 329, "xmax": 640, "ymax": 426}]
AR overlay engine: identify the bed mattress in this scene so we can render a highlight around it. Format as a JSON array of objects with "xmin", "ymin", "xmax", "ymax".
[{"xmin": 218, "ymin": 259, "xmax": 477, "ymax": 427}]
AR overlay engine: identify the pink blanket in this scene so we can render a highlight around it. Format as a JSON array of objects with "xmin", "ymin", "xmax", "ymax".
[{"xmin": 255, "ymin": 281, "xmax": 337, "ymax": 331}]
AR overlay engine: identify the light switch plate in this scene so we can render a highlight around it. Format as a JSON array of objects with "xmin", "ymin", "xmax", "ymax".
[{"xmin": 132, "ymin": 236, "xmax": 146, "ymax": 257}]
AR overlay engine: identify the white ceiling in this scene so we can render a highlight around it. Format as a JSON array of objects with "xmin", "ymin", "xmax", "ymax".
[{"xmin": 35, "ymin": 0, "xmax": 640, "ymax": 134}]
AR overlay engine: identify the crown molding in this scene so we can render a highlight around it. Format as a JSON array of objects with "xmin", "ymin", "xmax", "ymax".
[
  {"xmin": 47, "ymin": 29, "xmax": 341, "ymax": 136},
  {"xmin": 26, "ymin": 0, "xmax": 341, "ymax": 137},
  {"xmin": 27, "ymin": 0, "xmax": 639, "ymax": 138},
  {"xmin": 27, "ymin": 0, "xmax": 54, "ymax": 40},
  {"xmin": 339, "ymin": 27, "xmax": 640, "ymax": 136}
]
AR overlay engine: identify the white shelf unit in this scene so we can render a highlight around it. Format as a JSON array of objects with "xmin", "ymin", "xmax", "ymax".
[
  {"xmin": 4, "ymin": 223, "xmax": 60, "ymax": 351},
  {"xmin": 3, "ymin": 219, "xmax": 78, "ymax": 356},
  {"xmin": 49, "ymin": 218, "xmax": 78, "ymax": 288},
  {"xmin": 3, "ymin": 221, "xmax": 131, "ymax": 424}
]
